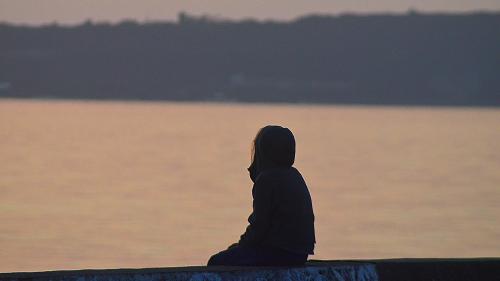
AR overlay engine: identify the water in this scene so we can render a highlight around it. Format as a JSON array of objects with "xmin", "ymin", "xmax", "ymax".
[{"xmin": 1, "ymin": 99, "xmax": 499, "ymax": 272}]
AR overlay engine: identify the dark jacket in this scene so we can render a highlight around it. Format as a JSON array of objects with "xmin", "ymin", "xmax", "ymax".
[{"xmin": 239, "ymin": 166, "xmax": 316, "ymax": 255}]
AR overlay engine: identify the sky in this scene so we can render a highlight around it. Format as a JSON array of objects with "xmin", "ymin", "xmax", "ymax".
[{"xmin": 1, "ymin": 0, "xmax": 499, "ymax": 25}]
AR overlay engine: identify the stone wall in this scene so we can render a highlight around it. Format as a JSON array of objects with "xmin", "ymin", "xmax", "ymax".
[
  {"xmin": 1, "ymin": 258, "xmax": 499, "ymax": 281},
  {"xmin": 0, "ymin": 263, "xmax": 377, "ymax": 281}
]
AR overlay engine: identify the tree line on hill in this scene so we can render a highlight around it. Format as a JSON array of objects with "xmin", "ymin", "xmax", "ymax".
[{"xmin": 0, "ymin": 12, "xmax": 499, "ymax": 106}]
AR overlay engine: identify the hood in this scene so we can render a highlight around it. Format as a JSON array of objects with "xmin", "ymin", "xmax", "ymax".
[{"xmin": 248, "ymin": 125, "xmax": 296, "ymax": 182}]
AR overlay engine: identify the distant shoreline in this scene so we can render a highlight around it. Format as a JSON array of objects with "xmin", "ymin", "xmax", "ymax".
[
  {"xmin": 1, "ymin": 96, "xmax": 499, "ymax": 110},
  {"xmin": 1, "ymin": 10, "xmax": 500, "ymax": 28},
  {"xmin": 2, "ymin": 13, "xmax": 499, "ymax": 107}
]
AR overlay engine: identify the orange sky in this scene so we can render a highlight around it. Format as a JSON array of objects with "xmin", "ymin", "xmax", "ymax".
[{"xmin": 1, "ymin": 0, "xmax": 499, "ymax": 25}]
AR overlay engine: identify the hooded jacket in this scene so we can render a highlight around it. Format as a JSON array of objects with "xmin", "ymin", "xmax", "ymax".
[{"xmin": 239, "ymin": 126, "xmax": 316, "ymax": 255}]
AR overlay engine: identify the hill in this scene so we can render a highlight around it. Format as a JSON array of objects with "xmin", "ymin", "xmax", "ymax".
[{"xmin": 1, "ymin": 12, "xmax": 499, "ymax": 106}]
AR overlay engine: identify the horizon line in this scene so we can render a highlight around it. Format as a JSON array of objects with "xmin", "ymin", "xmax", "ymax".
[{"xmin": 1, "ymin": 9, "xmax": 499, "ymax": 28}]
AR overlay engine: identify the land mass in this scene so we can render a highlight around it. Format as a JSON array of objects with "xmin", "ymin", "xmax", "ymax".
[{"xmin": 1, "ymin": 12, "xmax": 499, "ymax": 106}]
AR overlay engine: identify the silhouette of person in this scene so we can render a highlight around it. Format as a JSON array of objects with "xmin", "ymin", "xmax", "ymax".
[{"xmin": 208, "ymin": 125, "xmax": 315, "ymax": 266}]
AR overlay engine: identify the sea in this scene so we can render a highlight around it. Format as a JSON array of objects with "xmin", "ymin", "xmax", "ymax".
[{"xmin": 0, "ymin": 99, "xmax": 499, "ymax": 272}]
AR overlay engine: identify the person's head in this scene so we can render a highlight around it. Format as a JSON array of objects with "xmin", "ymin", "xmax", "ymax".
[{"xmin": 248, "ymin": 125, "xmax": 296, "ymax": 182}]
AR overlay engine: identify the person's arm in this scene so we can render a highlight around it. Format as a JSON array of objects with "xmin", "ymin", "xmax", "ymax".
[{"xmin": 238, "ymin": 174, "xmax": 274, "ymax": 246}]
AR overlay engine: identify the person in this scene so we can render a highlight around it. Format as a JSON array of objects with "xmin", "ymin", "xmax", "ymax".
[{"xmin": 207, "ymin": 125, "xmax": 315, "ymax": 266}]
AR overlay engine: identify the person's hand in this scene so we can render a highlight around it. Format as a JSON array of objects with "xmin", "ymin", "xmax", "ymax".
[{"xmin": 227, "ymin": 243, "xmax": 239, "ymax": 250}]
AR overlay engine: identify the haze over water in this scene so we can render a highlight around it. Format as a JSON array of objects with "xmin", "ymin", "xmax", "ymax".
[{"xmin": 0, "ymin": 99, "xmax": 499, "ymax": 272}]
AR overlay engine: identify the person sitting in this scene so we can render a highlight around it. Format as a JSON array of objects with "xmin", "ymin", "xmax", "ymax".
[{"xmin": 208, "ymin": 125, "xmax": 315, "ymax": 266}]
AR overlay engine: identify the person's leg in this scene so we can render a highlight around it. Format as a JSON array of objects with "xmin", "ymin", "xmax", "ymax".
[
  {"xmin": 208, "ymin": 245, "xmax": 307, "ymax": 266},
  {"xmin": 253, "ymin": 247, "xmax": 308, "ymax": 266},
  {"xmin": 207, "ymin": 245, "xmax": 259, "ymax": 266}
]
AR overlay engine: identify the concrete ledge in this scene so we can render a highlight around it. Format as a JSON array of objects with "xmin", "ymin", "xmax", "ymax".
[
  {"xmin": 311, "ymin": 258, "xmax": 500, "ymax": 281},
  {"xmin": 1, "ymin": 258, "xmax": 499, "ymax": 281},
  {"xmin": 0, "ymin": 263, "xmax": 377, "ymax": 281},
  {"xmin": 366, "ymin": 258, "xmax": 500, "ymax": 281}
]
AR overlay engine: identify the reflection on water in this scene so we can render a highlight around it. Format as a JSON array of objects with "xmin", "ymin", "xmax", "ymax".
[{"xmin": 0, "ymin": 99, "xmax": 499, "ymax": 272}]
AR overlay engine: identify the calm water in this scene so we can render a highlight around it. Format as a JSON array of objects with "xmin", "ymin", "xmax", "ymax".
[{"xmin": 1, "ymin": 99, "xmax": 499, "ymax": 272}]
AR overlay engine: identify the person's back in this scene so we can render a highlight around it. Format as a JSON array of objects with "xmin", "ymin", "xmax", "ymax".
[
  {"xmin": 208, "ymin": 125, "xmax": 315, "ymax": 266},
  {"xmin": 241, "ymin": 167, "xmax": 315, "ymax": 255}
]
